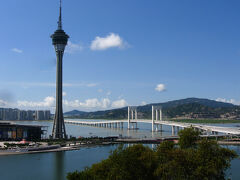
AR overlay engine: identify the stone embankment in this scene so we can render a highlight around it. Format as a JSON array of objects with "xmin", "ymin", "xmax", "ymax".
[{"xmin": 1, "ymin": 137, "xmax": 240, "ymax": 156}]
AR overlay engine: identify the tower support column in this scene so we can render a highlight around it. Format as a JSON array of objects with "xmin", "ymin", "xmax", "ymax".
[{"xmin": 51, "ymin": 0, "xmax": 69, "ymax": 139}]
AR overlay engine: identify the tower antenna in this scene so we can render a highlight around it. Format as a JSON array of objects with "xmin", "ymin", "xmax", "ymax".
[{"xmin": 58, "ymin": 0, "xmax": 62, "ymax": 30}]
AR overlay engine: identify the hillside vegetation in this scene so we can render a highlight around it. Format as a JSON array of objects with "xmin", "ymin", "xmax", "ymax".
[{"xmin": 64, "ymin": 98, "xmax": 240, "ymax": 120}]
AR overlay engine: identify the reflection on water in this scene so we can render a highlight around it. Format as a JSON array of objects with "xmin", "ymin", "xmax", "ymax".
[
  {"xmin": 0, "ymin": 144, "xmax": 239, "ymax": 180},
  {"xmin": 224, "ymin": 145, "xmax": 240, "ymax": 179},
  {"xmin": 54, "ymin": 152, "xmax": 65, "ymax": 180},
  {"xmin": 0, "ymin": 145, "xmax": 117, "ymax": 180},
  {"xmin": 14, "ymin": 119, "xmax": 240, "ymax": 139},
  {"xmin": 13, "ymin": 120, "xmax": 182, "ymax": 138},
  {"xmin": 1, "ymin": 120, "xmax": 239, "ymax": 180}
]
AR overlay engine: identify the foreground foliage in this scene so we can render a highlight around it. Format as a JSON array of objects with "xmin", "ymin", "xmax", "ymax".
[{"xmin": 67, "ymin": 128, "xmax": 237, "ymax": 180}]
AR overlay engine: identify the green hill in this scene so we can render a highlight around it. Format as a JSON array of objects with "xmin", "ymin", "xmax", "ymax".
[{"xmin": 64, "ymin": 98, "xmax": 239, "ymax": 120}]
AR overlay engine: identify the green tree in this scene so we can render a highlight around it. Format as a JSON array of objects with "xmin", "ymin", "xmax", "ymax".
[
  {"xmin": 178, "ymin": 127, "xmax": 200, "ymax": 149},
  {"xmin": 67, "ymin": 128, "xmax": 237, "ymax": 180},
  {"xmin": 67, "ymin": 144, "xmax": 157, "ymax": 180}
]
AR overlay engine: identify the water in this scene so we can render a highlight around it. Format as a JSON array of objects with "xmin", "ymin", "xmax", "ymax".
[
  {"xmin": 14, "ymin": 119, "xmax": 177, "ymax": 138},
  {"xmin": 0, "ymin": 145, "xmax": 117, "ymax": 180},
  {"xmin": 0, "ymin": 144, "xmax": 239, "ymax": 180},
  {"xmin": 0, "ymin": 120, "xmax": 239, "ymax": 180},
  {"xmin": 14, "ymin": 119, "xmax": 240, "ymax": 138},
  {"xmin": 226, "ymin": 145, "xmax": 240, "ymax": 179}
]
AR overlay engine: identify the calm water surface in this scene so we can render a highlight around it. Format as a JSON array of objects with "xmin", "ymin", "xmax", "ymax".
[{"xmin": 0, "ymin": 120, "xmax": 239, "ymax": 180}]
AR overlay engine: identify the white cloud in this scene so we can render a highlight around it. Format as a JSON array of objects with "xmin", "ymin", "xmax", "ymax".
[
  {"xmin": 155, "ymin": 84, "xmax": 166, "ymax": 92},
  {"xmin": 14, "ymin": 96, "xmax": 128, "ymax": 111},
  {"xmin": 98, "ymin": 89, "xmax": 103, "ymax": 93},
  {"xmin": 0, "ymin": 99, "xmax": 8, "ymax": 107},
  {"xmin": 216, "ymin": 98, "xmax": 240, "ymax": 105},
  {"xmin": 81, "ymin": 98, "xmax": 102, "ymax": 108},
  {"xmin": 65, "ymin": 41, "xmax": 83, "ymax": 54},
  {"xmin": 90, "ymin": 33, "xmax": 127, "ymax": 51},
  {"xmin": 141, "ymin": 101, "xmax": 147, "ymax": 106},
  {"xmin": 11, "ymin": 48, "xmax": 23, "ymax": 53},
  {"xmin": 111, "ymin": 99, "xmax": 128, "ymax": 108},
  {"xmin": 17, "ymin": 97, "xmax": 110, "ymax": 109},
  {"xmin": 118, "ymin": 94, "xmax": 124, "ymax": 99},
  {"xmin": 17, "ymin": 96, "xmax": 55, "ymax": 108},
  {"xmin": 102, "ymin": 98, "xmax": 111, "ymax": 108},
  {"xmin": 106, "ymin": 91, "xmax": 112, "ymax": 96},
  {"xmin": 64, "ymin": 98, "xmax": 127, "ymax": 109},
  {"xmin": 63, "ymin": 98, "xmax": 111, "ymax": 109},
  {"xmin": 63, "ymin": 92, "xmax": 67, "ymax": 97},
  {"xmin": 86, "ymin": 83, "xmax": 98, "ymax": 87}
]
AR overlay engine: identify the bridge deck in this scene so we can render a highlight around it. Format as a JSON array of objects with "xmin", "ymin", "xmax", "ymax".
[{"xmin": 65, "ymin": 119, "xmax": 240, "ymax": 135}]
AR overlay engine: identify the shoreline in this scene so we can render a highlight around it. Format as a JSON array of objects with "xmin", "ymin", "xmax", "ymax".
[
  {"xmin": 0, "ymin": 142, "xmax": 116, "ymax": 156},
  {"xmin": 1, "ymin": 139, "xmax": 240, "ymax": 156}
]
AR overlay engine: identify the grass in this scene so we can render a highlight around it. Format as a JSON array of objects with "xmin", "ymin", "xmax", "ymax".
[{"xmin": 169, "ymin": 119, "xmax": 240, "ymax": 124}]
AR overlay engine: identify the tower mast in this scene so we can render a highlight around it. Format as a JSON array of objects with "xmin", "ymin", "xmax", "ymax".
[{"xmin": 51, "ymin": 0, "xmax": 69, "ymax": 139}]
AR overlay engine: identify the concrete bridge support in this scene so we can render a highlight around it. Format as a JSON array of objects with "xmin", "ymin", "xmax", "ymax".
[
  {"xmin": 128, "ymin": 106, "xmax": 138, "ymax": 130},
  {"xmin": 176, "ymin": 126, "xmax": 180, "ymax": 134},
  {"xmin": 152, "ymin": 106, "xmax": 163, "ymax": 132},
  {"xmin": 65, "ymin": 119, "xmax": 240, "ymax": 136},
  {"xmin": 172, "ymin": 126, "xmax": 176, "ymax": 136}
]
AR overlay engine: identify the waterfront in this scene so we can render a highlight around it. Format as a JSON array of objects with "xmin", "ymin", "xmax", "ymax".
[
  {"xmin": 14, "ymin": 119, "xmax": 173, "ymax": 138},
  {"xmin": 0, "ymin": 145, "xmax": 116, "ymax": 180},
  {"xmin": 0, "ymin": 120, "xmax": 239, "ymax": 180},
  {"xmin": 13, "ymin": 119, "xmax": 240, "ymax": 139},
  {"xmin": 0, "ymin": 144, "xmax": 239, "ymax": 180}
]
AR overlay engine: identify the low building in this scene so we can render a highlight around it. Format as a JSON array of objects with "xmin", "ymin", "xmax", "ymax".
[{"xmin": 0, "ymin": 122, "xmax": 46, "ymax": 140}]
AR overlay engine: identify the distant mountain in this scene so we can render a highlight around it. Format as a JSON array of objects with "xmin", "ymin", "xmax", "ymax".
[
  {"xmin": 138, "ymin": 97, "xmax": 235, "ymax": 110},
  {"xmin": 64, "ymin": 110, "xmax": 88, "ymax": 116},
  {"xmin": 64, "ymin": 98, "xmax": 239, "ymax": 120}
]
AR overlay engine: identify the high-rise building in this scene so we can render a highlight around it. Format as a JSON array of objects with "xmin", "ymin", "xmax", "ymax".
[
  {"xmin": 35, "ymin": 110, "xmax": 45, "ymax": 120},
  {"xmin": 3, "ymin": 108, "xmax": 14, "ymax": 120},
  {"xmin": 44, "ymin": 110, "xmax": 51, "ymax": 120},
  {"xmin": 0, "ymin": 108, "xmax": 4, "ymax": 120},
  {"xmin": 27, "ymin": 110, "xmax": 34, "ymax": 120},
  {"xmin": 12, "ymin": 109, "xmax": 19, "ymax": 120},
  {"xmin": 0, "ymin": 108, "xmax": 51, "ymax": 121},
  {"xmin": 51, "ymin": 0, "xmax": 68, "ymax": 139},
  {"xmin": 18, "ymin": 110, "xmax": 27, "ymax": 120}
]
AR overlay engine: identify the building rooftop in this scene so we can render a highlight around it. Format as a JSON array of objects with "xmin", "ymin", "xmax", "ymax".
[{"xmin": 0, "ymin": 121, "xmax": 48, "ymax": 128}]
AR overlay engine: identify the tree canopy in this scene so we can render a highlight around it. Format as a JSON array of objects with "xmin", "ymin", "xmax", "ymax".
[{"xmin": 67, "ymin": 128, "xmax": 237, "ymax": 180}]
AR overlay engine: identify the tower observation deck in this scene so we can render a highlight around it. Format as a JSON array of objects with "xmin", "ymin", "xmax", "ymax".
[{"xmin": 51, "ymin": 0, "xmax": 69, "ymax": 139}]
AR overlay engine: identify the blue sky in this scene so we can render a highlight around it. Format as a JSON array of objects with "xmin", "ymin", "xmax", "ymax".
[{"xmin": 0, "ymin": 0, "xmax": 240, "ymax": 112}]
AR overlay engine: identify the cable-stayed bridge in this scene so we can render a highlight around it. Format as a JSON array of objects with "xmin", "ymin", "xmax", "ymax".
[{"xmin": 65, "ymin": 106, "xmax": 240, "ymax": 136}]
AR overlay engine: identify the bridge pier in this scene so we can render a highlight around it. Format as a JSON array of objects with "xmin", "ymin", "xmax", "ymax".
[
  {"xmin": 176, "ymin": 126, "xmax": 180, "ymax": 134},
  {"xmin": 64, "ymin": 118, "xmax": 240, "ymax": 137},
  {"xmin": 172, "ymin": 126, "xmax": 176, "ymax": 136},
  {"xmin": 128, "ymin": 106, "xmax": 138, "ymax": 130},
  {"xmin": 152, "ymin": 106, "xmax": 163, "ymax": 132}
]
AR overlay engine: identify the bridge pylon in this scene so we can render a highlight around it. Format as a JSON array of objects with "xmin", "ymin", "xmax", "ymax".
[
  {"xmin": 152, "ymin": 106, "xmax": 163, "ymax": 132},
  {"xmin": 128, "ymin": 106, "xmax": 138, "ymax": 130}
]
